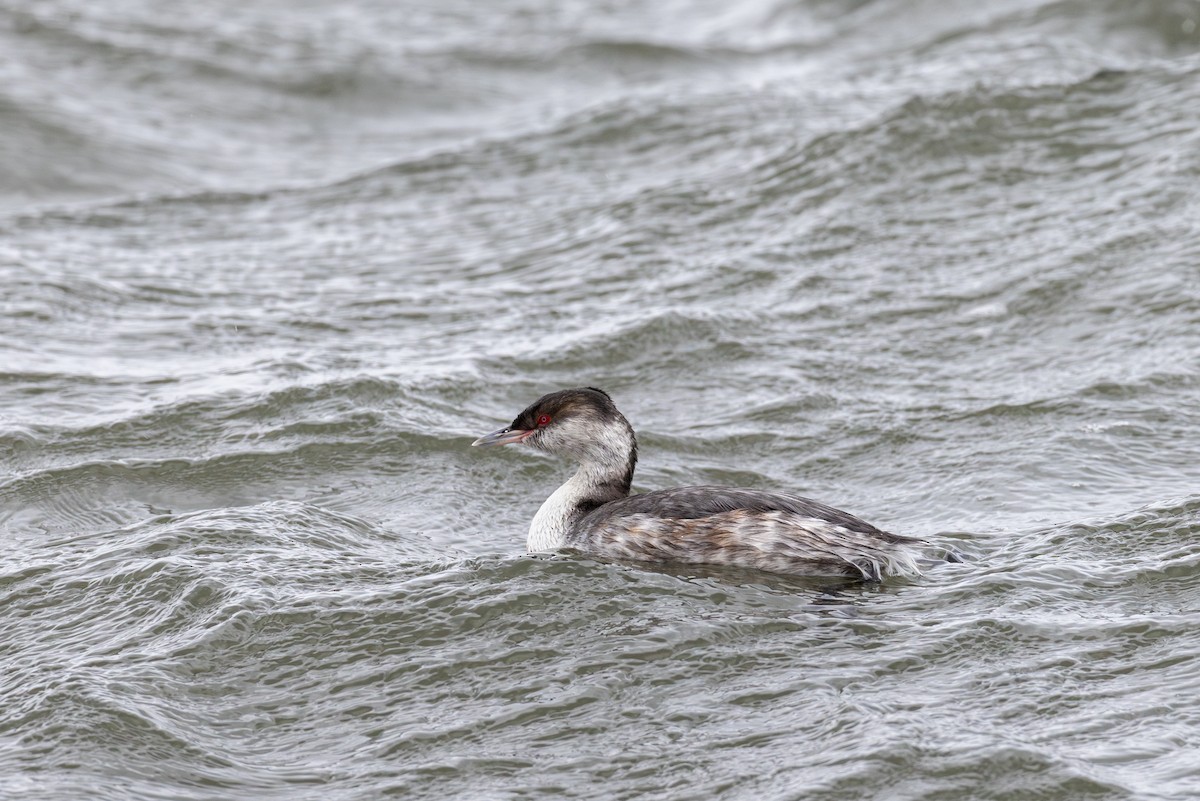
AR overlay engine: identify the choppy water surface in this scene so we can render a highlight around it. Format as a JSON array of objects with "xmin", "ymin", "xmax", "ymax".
[{"xmin": 3, "ymin": 1, "xmax": 1200, "ymax": 799}]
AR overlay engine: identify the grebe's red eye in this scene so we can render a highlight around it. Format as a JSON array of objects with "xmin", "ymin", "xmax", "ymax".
[{"xmin": 537, "ymin": 414, "xmax": 552, "ymax": 427}]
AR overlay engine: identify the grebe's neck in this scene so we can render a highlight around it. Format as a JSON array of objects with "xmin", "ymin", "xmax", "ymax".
[{"xmin": 527, "ymin": 417, "xmax": 637, "ymax": 552}]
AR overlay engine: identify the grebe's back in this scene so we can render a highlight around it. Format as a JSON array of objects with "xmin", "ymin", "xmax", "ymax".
[{"xmin": 571, "ymin": 486, "xmax": 924, "ymax": 580}]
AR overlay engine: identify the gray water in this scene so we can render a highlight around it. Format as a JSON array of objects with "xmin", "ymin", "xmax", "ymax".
[{"xmin": 3, "ymin": 1, "xmax": 1200, "ymax": 799}]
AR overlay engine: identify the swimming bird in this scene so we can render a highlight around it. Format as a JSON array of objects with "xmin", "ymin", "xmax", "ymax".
[{"xmin": 472, "ymin": 387, "xmax": 934, "ymax": 581}]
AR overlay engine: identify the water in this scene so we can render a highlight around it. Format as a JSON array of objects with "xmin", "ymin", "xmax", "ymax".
[{"xmin": 3, "ymin": 0, "xmax": 1200, "ymax": 798}]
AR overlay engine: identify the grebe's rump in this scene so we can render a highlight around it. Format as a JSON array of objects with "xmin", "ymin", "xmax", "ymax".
[{"xmin": 473, "ymin": 387, "xmax": 934, "ymax": 581}]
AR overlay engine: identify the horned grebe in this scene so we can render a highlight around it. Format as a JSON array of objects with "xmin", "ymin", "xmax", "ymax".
[{"xmin": 473, "ymin": 387, "xmax": 933, "ymax": 581}]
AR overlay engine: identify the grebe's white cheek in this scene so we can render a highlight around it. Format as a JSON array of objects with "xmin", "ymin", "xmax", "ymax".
[
  {"xmin": 533, "ymin": 429, "xmax": 560, "ymax": 454},
  {"xmin": 526, "ymin": 424, "xmax": 563, "ymax": 455},
  {"xmin": 540, "ymin": 417, "xmax": 590, "ymax": 460}
]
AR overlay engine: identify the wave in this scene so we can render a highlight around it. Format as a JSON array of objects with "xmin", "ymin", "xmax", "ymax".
[
  {"xmin": 7, "ymin": 46, "xmax": 1195, "ymax": 239},
  {"xmin": 0, "ymin": 371, "xmax": 501, "ymax": 540},
  {"xmin": 4, "ymin": 486, "xmax": 1199, "ymax": 799}
]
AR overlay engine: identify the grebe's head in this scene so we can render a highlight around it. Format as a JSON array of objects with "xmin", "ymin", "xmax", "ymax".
[{"xmin": 472, "ymin": 387, "xmax": 634, "ymax": 465}]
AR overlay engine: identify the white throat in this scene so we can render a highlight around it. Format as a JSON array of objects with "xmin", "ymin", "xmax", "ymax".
[
  {"xmin": 528, "ymin": 462, "xmax": 619, "ymax": 551},
  {"xmin": 527, "ymin": 467, "xmax": 595, "ymax": 552}
]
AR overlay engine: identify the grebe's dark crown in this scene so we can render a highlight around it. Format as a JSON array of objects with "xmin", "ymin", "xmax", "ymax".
[{"xmin": 510, "ymin": 387, "xmax": 621, "ymax": 430}]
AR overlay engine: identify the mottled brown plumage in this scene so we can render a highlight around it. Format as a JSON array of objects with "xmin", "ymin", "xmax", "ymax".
[{"xmin": 473, "ymin": 387, "xmax": 934, "ymax": 581}]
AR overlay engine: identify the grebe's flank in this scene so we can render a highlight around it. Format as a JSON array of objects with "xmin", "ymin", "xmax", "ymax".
[{"xmin": 473, "ymin": 387, "xmax": 935, "ymax": 581}]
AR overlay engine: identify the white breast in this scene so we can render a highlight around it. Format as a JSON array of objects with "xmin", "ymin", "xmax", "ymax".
[{"xmin": 527, "ymin": 478, "xmax": 578, "ymax": 551}]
